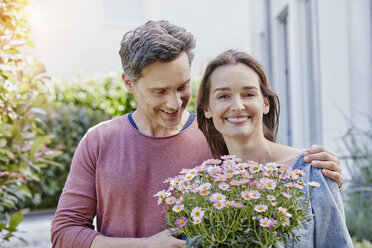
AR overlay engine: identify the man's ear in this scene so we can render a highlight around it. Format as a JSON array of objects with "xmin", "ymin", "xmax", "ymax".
[
  {"xmin": 204, "ymin": 106, "xmax": 212, "ymax": 119},
  {"xmin": 263, "ymin": 97, "xmax": 270, "ymax": 115},
  {"xmin": 122, "ymin": 74, "xmax": 134, "ymax": 93}
]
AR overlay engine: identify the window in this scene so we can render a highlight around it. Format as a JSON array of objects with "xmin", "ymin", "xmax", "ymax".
[
  {"xmin": 276, "ymin": 7, "xmax": 293, "ymax": 146},
  {"xmin": 298, "ymin": 0, "xmax": 322, "ymax": 146}
]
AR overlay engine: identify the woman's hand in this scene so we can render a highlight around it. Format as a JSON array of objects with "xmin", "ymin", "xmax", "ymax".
[{"xmin": 303, "ymin": 145, "xmax": 342, "ymax": 186}]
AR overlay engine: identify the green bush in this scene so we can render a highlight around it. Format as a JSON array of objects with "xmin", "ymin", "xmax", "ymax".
[
  {"xmin": 52, "ymin": 73, "xmax": 137, "ymax": 117},
  {"xmin": 26, "ymin": 74, "xmax": 134, "ymax": 209},
  {"xmin": 0, "ymin": 0, "xmax": 60, "ymax": 241},
  {"xmin": 23, "ymin": 103, "xmax": 109, "ymax": 209},
  {"xmin": 341, "ymin": 121, "xmax": 372, "ymax": 242},
  {"xmin": 353, "ymin": 238, "xmax": 372, "ymax": 248}
]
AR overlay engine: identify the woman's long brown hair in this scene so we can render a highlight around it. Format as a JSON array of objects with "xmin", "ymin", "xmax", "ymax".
[{"xmin": 196, "ymin": 50, "xmax": 280, "ymax": 158}]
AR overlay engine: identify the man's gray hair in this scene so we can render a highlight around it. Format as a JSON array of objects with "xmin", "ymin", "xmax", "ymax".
[{"xmin": 119, "ymin": 20, "xmax": 196, "ymax": 82}]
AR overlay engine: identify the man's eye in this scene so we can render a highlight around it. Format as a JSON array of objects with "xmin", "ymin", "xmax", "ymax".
[
  {"xmin": 178, "ymin": 82, "xmax": 190, "ymax": 91},
  {"xmin": 155, "ymin": 90, "xmax": 165, "ymax": 95}
]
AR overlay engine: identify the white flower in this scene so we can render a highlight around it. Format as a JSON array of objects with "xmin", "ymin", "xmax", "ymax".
[
  {"xmin": 172, "ymin": 204, "xmax": 184, "ymax": 213},
  {"xmin": 308, "ymin": 181, "xmax": 321, "ymax": 187},
  {"xmin": 254, "ymin": 204, "xmax": 268, "ymax": 212},
  {"xmin": 210, "ymin": 193, "xmax": 226, "ymax": 203},
  {"xmin": 191, "ymin": 207, "xmax": 205, "ymax": 219}
]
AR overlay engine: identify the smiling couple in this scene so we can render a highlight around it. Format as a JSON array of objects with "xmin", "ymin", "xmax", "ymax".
[{"xmin": 51, "ymin": 20, "xmax": 351, "ymax": 248}]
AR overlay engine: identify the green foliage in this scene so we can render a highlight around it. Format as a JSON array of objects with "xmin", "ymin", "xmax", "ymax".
[
  {"xmin": 0, "ymin": 0, "xmax": 60, "ymax": 241},
  {"xmin": 52, "ymin": 73, "xmax": 136, "ymax": 117},
  {"xmin": 24, "ymin": 73, "xmax": 133, "ymax": 209},
  {"xmin": 25, "ymin": 103, "xmax": 109, "ymax": 209},
  {"xmin": 353, "ymin": 238, "xmax": 372, "ymax": 248},
  {"xmin": 341, "ymin": 120, "xmax": 372, "ymax": 242}
]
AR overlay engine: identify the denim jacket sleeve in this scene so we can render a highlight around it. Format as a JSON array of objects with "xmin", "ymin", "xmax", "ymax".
[{"xmin": 309, "ymin": 165, "xmax": 354, "ymax": 247}]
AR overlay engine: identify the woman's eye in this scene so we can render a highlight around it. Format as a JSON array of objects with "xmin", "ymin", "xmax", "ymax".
[
  {"xmin": 244, "ymin": 93, "xmax": 255, "ymax": 97},
  {"xmin": 217, "ymin": 94, "xmax": 228, "ymax": 99}
]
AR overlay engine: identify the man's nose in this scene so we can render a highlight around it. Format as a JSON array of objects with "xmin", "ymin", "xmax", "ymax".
[{"xmin": 166, "ymin": 92, "xmax": 182, "ymax": 110}]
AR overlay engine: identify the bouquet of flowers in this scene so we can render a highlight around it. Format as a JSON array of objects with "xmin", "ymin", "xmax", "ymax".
[{"xmin": 154, "ymin": 155, "xmax": 321, "ymax": 247}]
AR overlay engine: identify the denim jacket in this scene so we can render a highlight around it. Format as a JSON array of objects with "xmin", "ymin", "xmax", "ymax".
[{"xmin": 287, "ymin": 153, "xmax": 354, "ymax": 248}]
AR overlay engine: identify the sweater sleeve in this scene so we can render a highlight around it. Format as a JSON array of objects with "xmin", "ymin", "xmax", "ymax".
[
  {"xmin": 310, "ymin": 167, "xmax": 354, "ymax": 247},
  {"xmin": 51, "ymin": 129, "xmax": 100, "ymax": 248}
]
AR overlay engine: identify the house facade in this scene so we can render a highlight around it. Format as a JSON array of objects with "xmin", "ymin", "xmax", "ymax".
[{"xmin": 249, "ymin": 0, "xmax": 372, "ymax": 153}]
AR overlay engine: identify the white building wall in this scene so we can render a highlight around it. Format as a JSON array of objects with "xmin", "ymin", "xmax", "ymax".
[
  {"xmin": 30, "ymin": 0, "xmax": 251, "ymax": 80},
  {"xmin": 249, "ymin": 0, "xmax": 372, "ymax": 155},
  {"xmin": 316, "ymin": 0, "xmax": 351, "ymax": 152},
  {"xmin": 347, "ymin": 0, "xmax": 372, "ymax": 130}
]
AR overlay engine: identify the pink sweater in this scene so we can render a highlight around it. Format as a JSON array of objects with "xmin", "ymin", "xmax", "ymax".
[{"xmin": 51, "ymin": 114, "xmax": 212, "ymax": 248}]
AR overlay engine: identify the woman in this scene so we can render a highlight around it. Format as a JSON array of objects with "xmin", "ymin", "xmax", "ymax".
[{"xmin": 196, "ymin": 50, "xmax": 353, "ymax": 247}]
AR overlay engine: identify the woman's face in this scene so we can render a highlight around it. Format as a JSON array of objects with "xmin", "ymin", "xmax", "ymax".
[{"xmin": 204, "ymin": 63, "xmax": 269, "ymax": 141}]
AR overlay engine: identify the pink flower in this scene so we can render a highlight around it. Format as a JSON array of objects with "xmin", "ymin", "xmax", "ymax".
[
  {"xmin": 214, "ymin": 174, "xmax": 227, "ymax": 182},
  {"xmin": 208, "ymin": 166, "xmax": 222, "ymax": 176},
  {"xmin": 259, "ymin": 218, "xmax": 277, "ymax": 229},
  {"xmin": 238, "ymin": 179, "xmax": 249, "ymax": 185},
  {"xmin": 230, "ymin": 180, "xmax": 240, "ymax": 186},
  {"xmin": 161, "ymin": 205, "xmax": 171, "ymax": 213},
  {"xmin": 221, "ymin": 155, "xmax": 236, "ymax": 160},
  {"xmin": 259, "ymin": 218, "xmax": 272, "ymax": 227},
  {"xmin": 225, "ymin": 173, "xmax": 234, "ymax": 179},
  {"xmin": 175, "ymin": 217, "xmax": 188, "ymax": 228},
  {"xmin": 293, "ymin": 169, "xmax": 305, "ymax": 177},
  {"xmin": 256, "ymin": 183, "xmax": 266, "ymax": 190},
  {"xmin": 236, "ymin": 162, "xmax": 248, "ymax": 169},
  {"xmin": 250, "ymin": 162, "xmax": 262, "ymax": 173},
  {"xmin": 281, "ymin": 192, "xmax": 292, "ymax": 199},
  {"xmin": 165, "ymin": 196, "xmax": 176, "ymax": 205},
  {"xmin": 218, "ymin": 183, "xmax": 230, "ymax": 191},
  {"xmin": 199, "ymin": 190, "xmax": 211, "ymax": 196}
]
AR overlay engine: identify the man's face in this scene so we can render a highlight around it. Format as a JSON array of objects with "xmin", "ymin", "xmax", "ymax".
[{"xmin": 126, "ymin": 52, "xmax": 192, "ymax": 135}]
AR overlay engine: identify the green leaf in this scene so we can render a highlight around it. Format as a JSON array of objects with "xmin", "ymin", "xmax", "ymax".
[
  {"xmin": 0, "ymin": 199, "xmax": 16, "ymax": 208},
  {"xmin": 0, "ymin": 154, "xmax": 10, "ymax": 164},
  {"xmin": 31, "ymin": 94, "xmax": 46, "ymax": 107},
  {"xmin": 17, "ymin": 184, "xmax": 32, "ymax": 198},
  {"xmin": 0, "ymin": 123, "xmax": 13, "ymax": 132},
  {"xmin": 30, "ymin": 136, "xmax": 45, "ymax": 156},
  {"xmin": 37, "ymin": 158, "xmax": 62, "ymax": 167},
  {"xmin": 0, "ymin": 148, "xmax": 15, "ymax": 160},
  {"xmin": 43, "ymin": 149, "xmax": 63, "ymax": 158},
  {"xmin": 9, "ymin": 211, "xmax": 23, "ymax": 230},
  {"xmin": 0, "ymin": 138, "xmax": 7, "ymax": 147}
]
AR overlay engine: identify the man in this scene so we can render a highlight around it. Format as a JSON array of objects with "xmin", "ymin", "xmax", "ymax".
[{"xmin": 51, "ymin": 20, "xmax": 342, "ymax": 248}]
